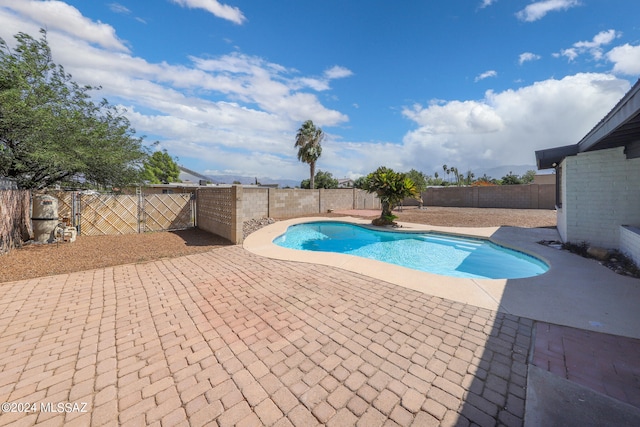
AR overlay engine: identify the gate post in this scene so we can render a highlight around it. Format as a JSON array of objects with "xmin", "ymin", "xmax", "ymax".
[{"xmin": 137, "ymin": 187, "xmax": 144, "ymax": 233}]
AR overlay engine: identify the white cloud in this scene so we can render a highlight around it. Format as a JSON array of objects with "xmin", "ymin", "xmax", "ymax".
[
  {"xmin": 479, "ymin": 0, "xmax": 497, "ymax": 8},
  {"xmin": 475, "ymin": 70, "xmax": 497, "ymax": 82},
  {"xmin": 557, "ymin": 48, "xmax": 578, "ymax": 61},
  {"xmin": 607, "ymin": 44, "xmax": 640, "ymax": 75},
  {"xmin": 0, "ymin": 2, "xmax": 351, "ymax": 179},
  {"xmin": 556, "ymin": 29, "xmax": 621, "ymax": 62},
  {"xmin": 108, "ymin": 2, "xmax": 146, "ymax": 24},
  {"xmin": 516, "ymin": 0, "xmax": 580, "ymax": 22},
  {"xmin": 519, "ymin": 52, "xmax": 541, "ymax": 65},
  {"xmin": 324, "ymin": 66, "xmax": 354, "ymax": 80},
  {"xmin": 170, "ymin": 0, "xmax": 246, "ymax": 24},
  {"xmin": 314, "ymin": 74, "xmax": 631, "ymax": 179},
  {"xmin": 399, "ymin": 74, "xmax": 630, "ymax": 176},
  {"xmin": 573, "ymin": 29, "xmax": 620, "ymax": 60},
  {"xmin": 403, "ymin": 101, "xmax": 504, "ymax": 134},
  {"xmin": 290, "ymin": 65, "xmax": 354, "ymax": 92},
  {"xmin": 0, "ymin": 1, "xmax": 634, "ymax": 182},
  {"xmin": 108, "ymin": 3, "xmax": 130, "ymax": 15},
  {"xmin": 0, "ymin": 0, "xmax": 129, "ymax": 52},
  {"xmin": 188, "ymin": 54, "xmax": 350, "ymax": 124},
  {"xmin": 575, "ymin": 29, "xmax": 619, "ymax": 49}
]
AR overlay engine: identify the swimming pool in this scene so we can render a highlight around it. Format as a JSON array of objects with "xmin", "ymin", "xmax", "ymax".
[{"xmin": 273, "ymin": 221, "xmax": 548, "ymax": 279}]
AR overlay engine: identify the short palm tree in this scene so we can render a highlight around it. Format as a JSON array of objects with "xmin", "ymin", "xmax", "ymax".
[
  {"xmin": 362, "ymin": 166, "xmax": 419, "ymax": 225},
  {"xmin": 294, "ymin": 120, "xmax": 324, "ymax": 190}
]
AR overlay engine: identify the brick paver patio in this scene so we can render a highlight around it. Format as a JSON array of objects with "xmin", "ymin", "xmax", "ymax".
[{"xmin": 0, "ymin": 246, "xmax": 533, "ymax": 426}]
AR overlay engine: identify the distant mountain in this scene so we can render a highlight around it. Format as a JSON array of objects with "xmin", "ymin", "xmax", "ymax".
[{"xmin": 178, "ymin": 168, "xmax": 301, "ymax": 188}]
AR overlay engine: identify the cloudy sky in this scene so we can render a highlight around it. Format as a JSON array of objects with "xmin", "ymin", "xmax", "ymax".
[{"xmin": 1, "ymin": 0, "xmax": 639, "ymax": 182}]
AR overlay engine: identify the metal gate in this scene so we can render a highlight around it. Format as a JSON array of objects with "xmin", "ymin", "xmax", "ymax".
[{"xmin": 53, "ymin": 191, "xmax": 195, "ymax": 235}]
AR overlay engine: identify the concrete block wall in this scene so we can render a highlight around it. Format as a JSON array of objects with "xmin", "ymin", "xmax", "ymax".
[
  {"xmin": 354, "ymin": 189, "xmax": 381, "ymax": 210},
  {"xmin": 478, "ymin": 185, "xmax": 532, "ymax": 209},
  {"xmin": 620, "ymin": 226, "xmax": 640, "ymax": 267},
  {"xmin": 268, "ymin": 189, "xmax": 319, "ymax": 218},
  {"xmin": 424, "ymin": 187, "xmax": 475, "ymax": 207},
  {"xmin": 319, "ymin": 189, "xmax": 357, "ymax": 212},
  {"xmin": 537, "ymin": 184, "xmax": 556, "ymax": 210},
  {"xmin": 197, "ymin": 186, "xmax": 243, "ymax": 244},
  {"xmin": 420, "ymin": 184, "xmax": 555, "ymax": 209},
  {"xmin": 239, "ymin": 188, "xmax": 381, "ymax": 220},
  {"xmin": 242, "ymin": 188, "xmax": 269, "ymax": 220},
  {"xmin": 562, "ymin": 147, "xmax": 640, "ymax": 249}
]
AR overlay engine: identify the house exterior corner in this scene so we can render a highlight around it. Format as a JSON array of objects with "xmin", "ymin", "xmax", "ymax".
[{"xmin": 558, "ymin": 147, "xmax": 640, "ymax": 249}]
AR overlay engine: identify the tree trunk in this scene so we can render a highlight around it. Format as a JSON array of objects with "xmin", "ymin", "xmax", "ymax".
[
  {"xmin": 310, "ymin": 161, "xmax": 316, "ymax": 190},
  {"xmin": 0, "ymin": 189, "xmax": 33, "ymax": 254},
  {"xmin": 381, "ymin": 201, "xmax": 392, "ymax": 218}
]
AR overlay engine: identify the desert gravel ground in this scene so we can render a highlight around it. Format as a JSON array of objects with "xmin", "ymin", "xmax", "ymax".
[
  {"xmin": 0, "ymin": 229, "xmax": 231, "ymax": 283},
  {"xmin": 0, "ymin": 207, "xmax": 556, "ymax": 283},
  {"xmin": 394, "ymin": 206, "xmax": 556, "ymax": 228}
]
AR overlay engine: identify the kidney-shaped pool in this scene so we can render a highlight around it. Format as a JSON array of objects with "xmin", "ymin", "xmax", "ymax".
[{"xmin": 273, "ymin": 221, "xmax": 548, "ymax": 279}]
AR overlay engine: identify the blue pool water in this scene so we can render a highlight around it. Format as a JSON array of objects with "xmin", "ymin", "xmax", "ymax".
[{"xmin": 273, "ymin": 222, "xmax": 548, "ymax": 279}]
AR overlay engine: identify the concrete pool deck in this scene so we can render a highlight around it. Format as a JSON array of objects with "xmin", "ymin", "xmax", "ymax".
[{"xmin": 244, "ymin": 216, "xmax": 640, "ymax": 339}]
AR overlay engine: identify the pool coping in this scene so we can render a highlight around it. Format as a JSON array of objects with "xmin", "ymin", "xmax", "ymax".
[{"xmin": 243, "ymin": 217, "xmax": 640, "ymax": 339}]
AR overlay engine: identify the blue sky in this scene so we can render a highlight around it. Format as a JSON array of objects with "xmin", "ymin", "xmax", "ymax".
[{"xmin": 1, "ymin": 1, "xmax": 639, "ymax": 183}]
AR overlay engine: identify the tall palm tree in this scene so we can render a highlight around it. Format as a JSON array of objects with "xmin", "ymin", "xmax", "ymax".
[
  {"xmin": 294, "ymin": 120, "xmax": 324, "ymax": 190},
  {"xmin": 465, "ymin": 170, "xmax": 475, "ymax": 185},
  {"xmin": 451, "ymin": 166, "xmax": 460, "ymax": 186},
  {"xmin": 443, "ymin": 164, "xmax": 451, "ymax": 184}
]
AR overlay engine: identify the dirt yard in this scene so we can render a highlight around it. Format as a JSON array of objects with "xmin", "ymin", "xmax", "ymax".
[
  {"xmin": 0, "ymin": 229, "xmax": 231, "ymax": 283},
  {"xmin": 0, "ymin": 207, "xmax": 556, "ymax": 283},
  {"xmin": 394, "ymin": 206, "xmax": 556, "ymax": 228}
]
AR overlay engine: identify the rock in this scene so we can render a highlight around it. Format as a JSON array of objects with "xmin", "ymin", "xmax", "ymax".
[
  {"xmin": 243, "ymin": 217, "xmax": 275, "ymax": 239},
  {"xmin": 587, "ymin": 246, "xmax": 610, "ymax": 261}
]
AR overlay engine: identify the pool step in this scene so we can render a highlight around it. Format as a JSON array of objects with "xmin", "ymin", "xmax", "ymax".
[{"xmin": 420, "ymin": 235, "xmax": 483, "ymax": 250}]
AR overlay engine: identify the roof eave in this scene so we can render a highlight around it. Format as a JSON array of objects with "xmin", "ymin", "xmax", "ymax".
[
  {"xmin": 577, "ymin": 79, "xmax": 640, "ymax": 152},
  {"xmin": 536, "ymin": 145, "xmax": 579, "ymax": 169}
]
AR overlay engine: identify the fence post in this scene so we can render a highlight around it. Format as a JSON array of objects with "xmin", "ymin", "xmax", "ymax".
[
  {"xmin": 77, "ymin": 193, "xmax": 82, "ymax": 235},
  {"xmin": 191, "ymin": 191, "xmax": 197, "ymax": 228},
  {"xmin": 137, "ymin": 187, "xmax": 144, "ymax": 233},
  {"xmin": 352, "ymin": 187, "xmax": 356, "ymax": 209},
  {"xmin": 267, "ymin": 187, "xmax": 271, "ymax": 218}
]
